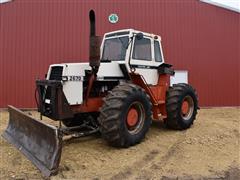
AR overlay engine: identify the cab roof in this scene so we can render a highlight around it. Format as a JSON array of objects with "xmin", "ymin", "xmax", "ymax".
[{"xmin": 104, "ymin": 29, "xmax": 162, "ymax": 41}]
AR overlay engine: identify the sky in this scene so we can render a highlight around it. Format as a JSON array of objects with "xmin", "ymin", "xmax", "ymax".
[{"xmin": 202, "ymin": 0, "xmax": 240, "ymax": 12}]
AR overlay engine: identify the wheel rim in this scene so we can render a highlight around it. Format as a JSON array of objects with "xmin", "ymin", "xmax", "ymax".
[
  {"xmin": 126, "ymin": 102, "xmax": 145, "ymax": 134},
  {"xmin": 181, "ymin": 95, "xmax": 194, "ymax": 121}
]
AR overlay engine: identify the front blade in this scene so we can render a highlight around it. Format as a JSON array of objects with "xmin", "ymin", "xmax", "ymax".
[{"xmin": 2, "ymin": 105, "xmax": 63, "ymax": 177}]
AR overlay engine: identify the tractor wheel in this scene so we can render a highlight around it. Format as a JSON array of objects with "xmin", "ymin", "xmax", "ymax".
[
  {"xmin": 62, "ymin": 112, "xmax": 99, "ymax": 127},
  {"xmin": 98, "ymin": 83, "xmax": 152, "ymax": 147},
  {"xmin": 165, "ymin": 83, "xmax": 198, "ymax": 130}
]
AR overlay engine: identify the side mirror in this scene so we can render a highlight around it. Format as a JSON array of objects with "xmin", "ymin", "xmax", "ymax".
[{"xmin": 136, "ymin": 32, "xmax": 144, "ymax": 40}]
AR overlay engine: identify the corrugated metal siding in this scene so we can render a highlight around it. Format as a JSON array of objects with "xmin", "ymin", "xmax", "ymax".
[{"xmin": 0, "ymin": 0, "xmax": 239, "ymax": 108}]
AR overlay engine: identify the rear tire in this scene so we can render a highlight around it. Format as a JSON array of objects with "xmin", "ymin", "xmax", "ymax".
[
  {"xmin": 98, "ymin": 83, "xmax": 152, "ymax": 147},
  {"xmin": 165, "ymin": 83, "xmax": 198, "ymax": 130}
]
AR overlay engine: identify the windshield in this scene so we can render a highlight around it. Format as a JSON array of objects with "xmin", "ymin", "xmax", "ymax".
[{"xmin": 102, "ymin": 36, "xmax": 129, "ymax": 61}]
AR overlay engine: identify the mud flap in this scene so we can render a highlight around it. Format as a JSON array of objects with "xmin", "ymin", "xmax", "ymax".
[{"xmin": 2, "ymin": 106, "xmax": 63, "ymax": 177}]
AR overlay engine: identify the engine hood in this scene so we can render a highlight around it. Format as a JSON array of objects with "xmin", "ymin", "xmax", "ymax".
[{"xmin": 49, "ymin": 61, "xmax": 124, "ymax": 79}]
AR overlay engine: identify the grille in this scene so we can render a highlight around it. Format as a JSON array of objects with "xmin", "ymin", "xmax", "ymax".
[{"xmin": 49, "ymin": 66, "xmax": 63, "ymax": 80}]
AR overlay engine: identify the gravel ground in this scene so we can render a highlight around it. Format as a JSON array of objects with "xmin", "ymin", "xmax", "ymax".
[{"xmin": 0, "ymin": 108, "xmax": 239, "ymax": 180}]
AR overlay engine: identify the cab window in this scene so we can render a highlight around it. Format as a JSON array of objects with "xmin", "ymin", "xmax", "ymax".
[
  {"xmin": 132, "ymin": 37, "xmax": 152, "ymax": 61},
  {"xmin": 102, "ymin": 36, "xmax": 129, "ymax": 61},
  {"xmin": 154, "ymin": 41, "xmax": 162, "ymax": 62}
]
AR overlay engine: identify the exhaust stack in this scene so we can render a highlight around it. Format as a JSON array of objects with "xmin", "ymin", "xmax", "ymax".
[{"xmin": 89, "ymin": 10, "xmax": 101, "ymax": 72}]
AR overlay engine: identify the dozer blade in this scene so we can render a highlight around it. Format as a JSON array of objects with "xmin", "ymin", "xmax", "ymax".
[{"xmin": 2, "ymin": 105, "xmax": 63, "ymax": 177}]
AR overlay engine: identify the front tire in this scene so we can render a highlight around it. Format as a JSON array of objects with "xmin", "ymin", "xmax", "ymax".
[
  {"xmin": 165, "ymin": 83, "xmax": 198, "ymax": 130},
  {"xmin": 98, "ymin": 83, "xmax": 152, "ymax": 147}
]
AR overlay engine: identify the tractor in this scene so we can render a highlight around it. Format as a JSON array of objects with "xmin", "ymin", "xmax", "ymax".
[{"xmin": 3, "ymin": 29, "xmax": 198, "ymax": 176}]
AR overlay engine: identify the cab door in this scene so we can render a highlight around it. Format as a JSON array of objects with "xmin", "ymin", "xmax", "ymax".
[{"xmin": 130, "ymin": 36, "xmax": 161, "ymax": 85}]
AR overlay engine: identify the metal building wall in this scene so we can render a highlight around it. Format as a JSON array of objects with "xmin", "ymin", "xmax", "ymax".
[{"xmin": 0, "ymin": 0, "xmax": 239, "ymax": 108}]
